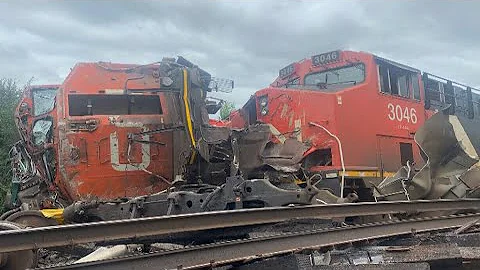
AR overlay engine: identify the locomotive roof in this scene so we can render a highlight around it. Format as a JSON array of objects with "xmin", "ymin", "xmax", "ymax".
[{"xmin": 371, "ymin": 54, "xmax": 420, "ymax": 73}]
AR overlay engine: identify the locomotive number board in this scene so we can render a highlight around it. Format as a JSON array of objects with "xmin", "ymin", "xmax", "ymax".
[
  {"xmin": 312, "ymin": 51, "xmax": 341, "ymax": 66},
  {"xmin": 279, "ymin": 64, "xmax": 295, "ymax": 78}
]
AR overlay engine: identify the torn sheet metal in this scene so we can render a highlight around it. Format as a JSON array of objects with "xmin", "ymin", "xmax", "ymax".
[
  {"xmin": 232, "ymin": 124, "xmax": 309, "ymax": 177},
  {"xmin": 375, "ymin": 107, "xmax": 480, "ymax": 201}
]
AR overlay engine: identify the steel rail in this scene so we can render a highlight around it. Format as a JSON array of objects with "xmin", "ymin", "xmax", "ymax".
[
  {"xmin": 1, "ymin": 199, "xmax": 480, "ymax": 253},
  {"xmin": 42, "ymin": 213, "xmax": 480, "ymax": 270}
]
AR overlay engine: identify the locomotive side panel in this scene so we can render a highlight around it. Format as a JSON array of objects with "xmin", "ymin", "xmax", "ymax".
[{"xmin": 372, "ymin": 59, "xmax": 427, "ymax": 173}]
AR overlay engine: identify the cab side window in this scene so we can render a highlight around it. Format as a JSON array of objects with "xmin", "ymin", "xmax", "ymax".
[
  {"xmin": 392, "ymin": 72, "xmax": 409, "ymax": 98},
  {"xmin": 411, "ymin": 75, "xmax": 421, "ymax": 100},
  {"xmin": 379, "ymin": 65, "xmax": 390, "ymax": 93},
  {"xmin": 32, "ymin": 88, "xmax": 57, "ymax": 116},
  {"xmin": 377, "ymin": 58, "xmax": 420, "ymax": 100}
]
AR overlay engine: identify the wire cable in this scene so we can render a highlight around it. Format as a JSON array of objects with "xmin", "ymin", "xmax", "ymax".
[{"xmin": 309, "ymin": 122, "xmax": 346, "ymax": 198}]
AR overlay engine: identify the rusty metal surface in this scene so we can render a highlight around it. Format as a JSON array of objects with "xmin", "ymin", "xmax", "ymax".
[
  {"xmin": 1, "ymin": 199, "xmax": 480, "ymax": 253},
  {"xmin": 41, "ymin": 214, "xmax": 480, "ymax": 270},
  {"xmin": 5, "ymin": 210, "xmax": 58, "ymax": 227}
]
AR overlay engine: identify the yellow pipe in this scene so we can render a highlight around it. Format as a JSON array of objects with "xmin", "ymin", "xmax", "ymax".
[
  {"xmin": 182, "ymin": 69, "xmax": 196, "ymax": 164},
  {"xmin": 183, "ymin": 69, "xmax": 196, "ymax": 147}
]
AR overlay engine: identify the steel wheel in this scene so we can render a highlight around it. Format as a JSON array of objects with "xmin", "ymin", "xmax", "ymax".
[{"xmin": 5, "ymin": 210, "xmax": 58, "ymax": 228}]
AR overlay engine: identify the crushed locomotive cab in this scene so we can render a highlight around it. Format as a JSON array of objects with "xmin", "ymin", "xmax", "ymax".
[{"xmin": 5, "ymin": 57, "xmax": 235, "ymax": 210}]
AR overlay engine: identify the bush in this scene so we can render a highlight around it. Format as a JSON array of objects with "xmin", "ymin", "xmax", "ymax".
[
  {"xmin": 0, "ymin": 79, "xmax": 21, "ymax": 210},
  {"xmin": 219, "ymin": 101, "xmax": 236, "ymax": 120}
]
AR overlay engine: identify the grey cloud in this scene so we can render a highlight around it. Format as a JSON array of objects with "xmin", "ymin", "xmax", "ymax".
[{"xmin": 0, "ymin": 1, "xmax": 479, "ymax": 105}]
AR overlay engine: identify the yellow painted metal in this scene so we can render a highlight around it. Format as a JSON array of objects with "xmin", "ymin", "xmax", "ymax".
[{"xmin": 40, "ymin": 208, "xmax": 64, "ymax": 224}]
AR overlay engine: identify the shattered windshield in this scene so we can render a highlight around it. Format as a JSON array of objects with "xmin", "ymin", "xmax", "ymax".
[
  {"xmin": 302, "ymin": 64, "xmax": 365, "ymax": 92},
  {"xmin": 32, "ymin": 119, "xmax": 53, "ymax": 146},
  {"xmin": 33, "ymin": 89, "xmax": 57, "ymax": 116}
]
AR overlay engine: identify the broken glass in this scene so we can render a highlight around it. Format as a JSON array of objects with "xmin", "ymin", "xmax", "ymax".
[
  {"xmin": 33, "ymin": 89, "xmax": 57, "ymax": 116},
  {"xmin": 32, "ymin": 119, "xmax": 53, "ymax": 146},
  {"xmin": 303, "ymin": 64, "xmax": 365, "ymax": 92}
]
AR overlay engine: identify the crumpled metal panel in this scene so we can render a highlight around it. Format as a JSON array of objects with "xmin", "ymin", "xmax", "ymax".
[
  {"xmin": 459, "ymin": 167, "xmax": 480, "ymax": 198},
  {"xmin": 416, "ymin": 110, "xmax": 478, "ymax": 179},
  {"xmin": 232, "ymin": 124, "xmax": 309, "ymax": 177},
  {"xmin": 232, "ymin": 124, "xmax": 271, "ymax": 177},
  {"xmin": 262, "ymin": 138, "xmax": 309, "ymax": 172},
  {"xmin": 375, "ymin": 107, "xmax": 480, "ymax": 201}
]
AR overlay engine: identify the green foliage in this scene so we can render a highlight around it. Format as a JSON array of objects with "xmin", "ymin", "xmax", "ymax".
[
  {"xmin": 0, "ymin": 78, "xmax": 21, "ymax": 210},
  {"xmin": 219, "ymin": 101, "xmax": 236, "ymax": 120}
]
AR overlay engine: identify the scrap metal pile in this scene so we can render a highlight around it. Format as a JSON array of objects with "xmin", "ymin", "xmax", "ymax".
[{"xmin": 1, "ymin": 57, "xmax": 480, "ymax": 270}]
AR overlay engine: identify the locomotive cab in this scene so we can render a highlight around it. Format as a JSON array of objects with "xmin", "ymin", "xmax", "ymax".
[{"xmin": 8, "ymin": 85, "xmax": 63, "ymax": 209}]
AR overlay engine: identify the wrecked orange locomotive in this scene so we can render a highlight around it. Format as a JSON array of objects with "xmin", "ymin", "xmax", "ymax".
[{"xmin": 7, "ymin": 57, "xmax": 232, "ymax": 209}]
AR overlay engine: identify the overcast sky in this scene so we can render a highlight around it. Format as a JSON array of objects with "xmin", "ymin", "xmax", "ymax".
[{"xmin": 0, "ymin": 1, "xmax": 479, "ymax": 105}]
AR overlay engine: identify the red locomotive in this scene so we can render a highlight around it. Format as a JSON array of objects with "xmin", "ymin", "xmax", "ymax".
[{"xmin": 231, "ymin": 50, "xmax": 480, "ymax": 199}]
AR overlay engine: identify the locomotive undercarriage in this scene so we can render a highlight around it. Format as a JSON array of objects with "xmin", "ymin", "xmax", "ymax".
[{"xmin": 62, "ymin": 176, "xmax": 358, "ymax": 223}]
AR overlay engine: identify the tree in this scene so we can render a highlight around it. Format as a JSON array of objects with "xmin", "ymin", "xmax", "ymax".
[
  {"xmin": 219, "ymin": 101, "xmax": 236, "ymax": 120},
  {"xmin": 0, "ymin": 79, "xmax": 21, "ymax": 210}
]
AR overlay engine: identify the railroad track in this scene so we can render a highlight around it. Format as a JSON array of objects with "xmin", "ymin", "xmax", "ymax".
[
  {"xmin": 38, "ymin": 213, "xmax": 480, "ymax": 270},
  {"xmin": 1, "ymin": 199, "xmax": 480, "ymax": 254},
  {"xmin": 0, "ymin": 199, "xmax": 479, "ymax": 269}
]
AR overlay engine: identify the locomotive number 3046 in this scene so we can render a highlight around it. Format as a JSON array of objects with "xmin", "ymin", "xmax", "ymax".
[{"xmin": 387, "ymin": 103, "xmax": 417, "ymax": 124}]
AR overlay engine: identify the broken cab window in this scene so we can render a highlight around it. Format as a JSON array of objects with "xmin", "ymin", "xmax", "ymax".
[
  {"xmin": 33, "ymin": 89, "xmax": 57, "ymax": 116},
  {"xmin": 396, "ymin": 74, "xmax": 409, "ymax": 98},
  {"xmin": 69, "ymin": 94, "xmax": 162, "ymax": 116},
  {"xmin": 378, "ymin": 64, "xmax": 390, "ymax": 93},
  {"xmin": 32, "ymin": 118, "xmax": 53, "ymax": 146},
  {"xmin": 411, "ymin": 75, "xmax": 421, "ymax": 100},
  {"xmin": 377, "ymin": 59, "xmax": 419, "ymax": 100}
]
